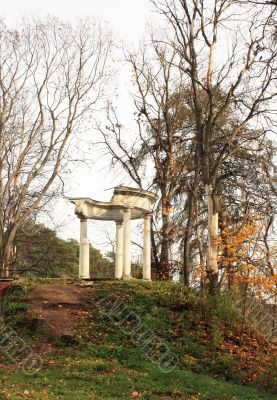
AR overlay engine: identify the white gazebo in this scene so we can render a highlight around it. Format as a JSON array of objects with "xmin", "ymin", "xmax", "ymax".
[{"xmin": 70, "ymin": 186, "xmax": 158, "ymax": 281}]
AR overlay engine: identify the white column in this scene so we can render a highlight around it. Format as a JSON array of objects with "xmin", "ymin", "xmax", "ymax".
[
  {"xmin": 115, "ymin": 220, "xmax": 123, "ymax": 279},
  {"xmin": 143, "ymin": 213, "xmax": 152, "ymax": 280},
  {"xmin": 123, "ymin": 208, "xmax": 132, "ymax": 279},
  {"xmin": 79, "ymin": 219, "xmax": 90, "ymax": 279}
]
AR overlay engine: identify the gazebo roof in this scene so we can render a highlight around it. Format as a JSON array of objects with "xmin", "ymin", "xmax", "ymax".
[{"xmin": 69, "ymin": 186, "xmax": 158, "ymax": 221}]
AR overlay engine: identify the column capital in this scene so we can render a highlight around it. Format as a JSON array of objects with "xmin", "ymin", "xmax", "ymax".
[
  {"xmin": 144, "ymin": 213, "xmax": 152, "ymax": 219},
  {"xmin": 116, "ymin": 220, "xmax": 123, "ymax": 225}
]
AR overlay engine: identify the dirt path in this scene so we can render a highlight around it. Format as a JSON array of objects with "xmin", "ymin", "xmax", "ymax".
[{"xmin": 26, "ymin": 284, "xmax": 86, "ymax": 339}]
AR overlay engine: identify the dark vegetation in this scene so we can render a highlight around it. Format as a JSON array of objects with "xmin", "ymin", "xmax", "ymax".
[{"xmin": 11, "ymin": 224, "xmax": 112, "ymax": 278}]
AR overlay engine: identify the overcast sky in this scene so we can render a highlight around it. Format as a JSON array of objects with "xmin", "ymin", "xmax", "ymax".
[
  {"xmin": 1, "ymin": 0, "xmax": 156, "ymax": 256},
  {"xmin": 1, "ymin": 0, "xmax": 153, "ymax": 41}
]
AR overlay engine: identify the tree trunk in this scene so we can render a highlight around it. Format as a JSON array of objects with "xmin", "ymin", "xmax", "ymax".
[
  {"xmin": 206, "ymin": 184, "xmax": 219, "ymax": 295},
  {"xmin": 1, "ymin": 224, "xmax": 18, "ymax": 278},
  {"xmin": 183, "ymin": 193, "xmax": 194, "ymax": 287},
  {"xmin": 1, "ymin": 241, "xmax": 12, "ymax": 278},
  {"xmin": 3, "ymin": 251, "xmax": 10, "ymax": 278},
  {"xmin": 151, "ymin": 218, "xmax": 159, "ymax": 280},
  {"xmin": 158, "ymin": 190, "xmax": 171, "ymax": 280},
  {"xmin": 195, "ymin": 196, "xmax": 205, "ymax": 291},
  {"xmin": 159, "ymin": 214, "xmax": 170, "ymax": 280}
]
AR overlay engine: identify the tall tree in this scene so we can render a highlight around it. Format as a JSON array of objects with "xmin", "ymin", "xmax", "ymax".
[
  {"xmin": 0, "ymin": 17, "xmax": 112, "ymax": 276},
  {"xmin": 99, "ymin": 41, "xmax": 195, "ymax": 279},
  {"xmin": 151, "ymin": 0, "xmax": 277, "ymax": 293}
]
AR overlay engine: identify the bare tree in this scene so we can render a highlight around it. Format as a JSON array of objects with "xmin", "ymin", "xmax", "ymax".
[
  {"xmin": 99, "ymin": 39, "xmax": 196, "ymax": 279},
  {"xmin": 151, "ymin": 0, "xmax": 277, "ymax": 293},
  {"xmin": 0, "ymin": 17, "xmax": 112, "ymax": 277}
]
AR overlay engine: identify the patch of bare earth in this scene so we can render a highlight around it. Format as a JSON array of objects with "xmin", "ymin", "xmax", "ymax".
[{"xmin": 26, "ymin": 284, "xmax": 87, "ymax": 340}]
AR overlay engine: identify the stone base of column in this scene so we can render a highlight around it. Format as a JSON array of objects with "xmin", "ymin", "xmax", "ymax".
[
  {"xmin": 79, "ymin": 274, "xmax": 90, "ymax": 279},
  {"xmin": 77, "ymin": 279, "xmax": 94, "ymax": 288}
]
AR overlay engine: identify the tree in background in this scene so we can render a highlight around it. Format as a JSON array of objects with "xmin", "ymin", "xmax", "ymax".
[
  {"xmin": 0, "ymin": 17, "xmax": 112, "ymax": 277},
  {"xmin": 12, "ymin": 224, "xmax": 112, "ymax": 278}
]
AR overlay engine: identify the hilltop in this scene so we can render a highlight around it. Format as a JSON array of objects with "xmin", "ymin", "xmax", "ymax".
[{"xmin": 0, "ymin": 280, "xmax": 276, "ymax": 399}]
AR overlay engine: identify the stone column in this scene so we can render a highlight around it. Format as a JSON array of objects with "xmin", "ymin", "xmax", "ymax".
[
  {"xmin": 143, "ymin": 213, "xmax": 152, "ymax": 280},
  {"xmin": 115, "ymin": 220, "xmax": 123, "ymax": 279},
  {"xmin": 123, "ymin": 208, "xmax": 132, "ymax": 279},
  {"xmin": 79, "ymin": 219, "xmax": 90, "ymax": 279}
]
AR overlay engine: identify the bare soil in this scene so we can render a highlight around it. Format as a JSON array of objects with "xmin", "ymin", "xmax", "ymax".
[{"xmin": 26, "ymin": 284, "xmax": 86, "ymax": 339}]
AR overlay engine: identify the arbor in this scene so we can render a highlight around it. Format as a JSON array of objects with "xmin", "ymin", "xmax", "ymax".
[
  {"xmin": 151, "ymin": 0, "xmax": 277, "ymax": 293},
  {"xmin": 0, "ymin": 17, "xmax": 112, "ymax": 276}
]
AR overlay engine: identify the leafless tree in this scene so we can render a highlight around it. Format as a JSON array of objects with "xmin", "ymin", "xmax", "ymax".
[
  {"xmin": 0, "ymin": 17, "xmax": 112, "ymax": 276},
  {"xmin": 98, "ymin": 38, "xmax": 196, "ymax": 279}
]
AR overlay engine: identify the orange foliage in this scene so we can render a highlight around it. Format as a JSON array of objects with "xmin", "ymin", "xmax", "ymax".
[{"xmin": 217, "ymin": 222, "xmax": 277, "ymax": 296}]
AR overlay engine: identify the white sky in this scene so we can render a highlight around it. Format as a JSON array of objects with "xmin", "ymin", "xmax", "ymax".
[
  {"xmin": 1, "ymin": 0, "xmax": 152, "ymax": 40},
  {"xmin": 1, "ymin": 0, "xmax": 156, "ymax": 257}
]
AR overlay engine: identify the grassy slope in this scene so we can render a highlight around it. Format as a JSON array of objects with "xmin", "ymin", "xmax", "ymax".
[{"xmin": 0, "ymin": 280, "xmax": 276, "ymax": 400}]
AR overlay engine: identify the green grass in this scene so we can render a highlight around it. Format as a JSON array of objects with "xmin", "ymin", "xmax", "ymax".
[
  {"xmin": 0, "ymin": 349, "xmax": 275, "ymax": 399},
  {"xmin": 0, "ymin": 280, "xmax": 276, "ymax": 399}
]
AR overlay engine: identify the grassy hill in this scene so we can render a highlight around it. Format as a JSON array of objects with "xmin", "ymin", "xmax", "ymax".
[{"xmin": 0, "ymin": 280, "xmax": 276, "ymax": 399}]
